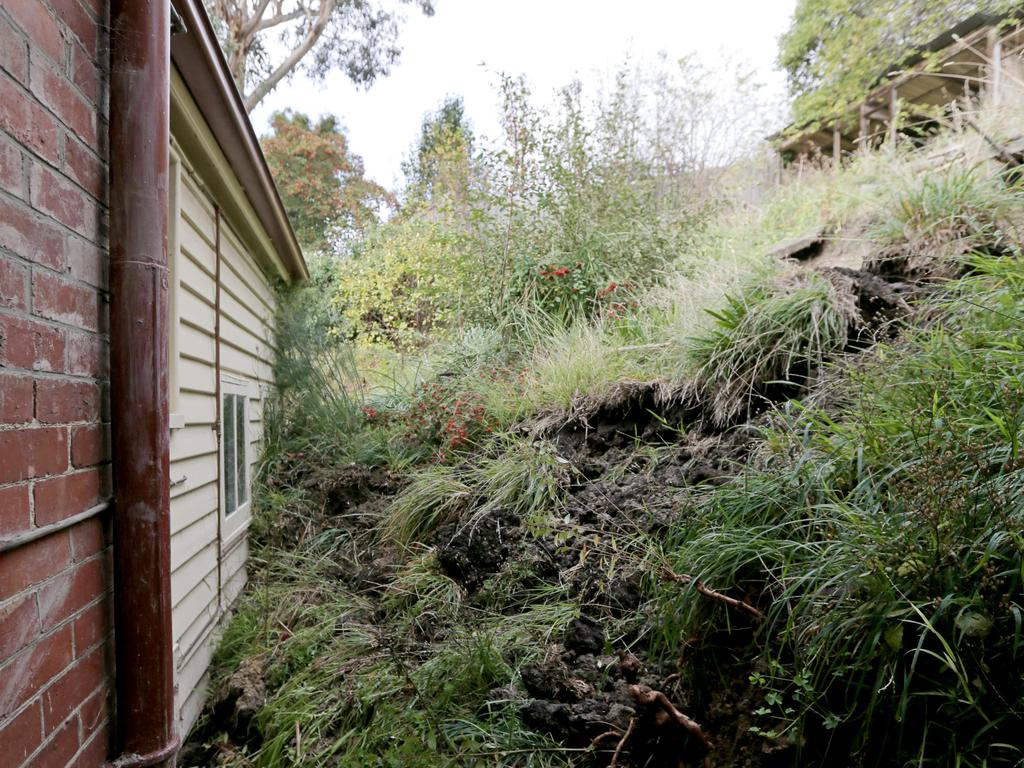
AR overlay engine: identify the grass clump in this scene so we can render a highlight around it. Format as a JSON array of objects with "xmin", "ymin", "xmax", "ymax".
[
  {"xmin": 688, "ymin": 269, "xmax": 858, "ymax": 425},
  {"xmin": 871, "ymin": 167, "xmax": 1024, "ymax": 275},
  {"xmin": 653, "ymin": 256, "xmax": 1024, "ymax": 766},
  {"xmin": 379, "ymin": 436, "xmax": 568, "ymax": 546}
]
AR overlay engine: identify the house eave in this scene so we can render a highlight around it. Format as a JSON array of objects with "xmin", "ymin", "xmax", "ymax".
[{"xmin": 170, "ymin": 0, "xmax": 307, "ymax": 284}]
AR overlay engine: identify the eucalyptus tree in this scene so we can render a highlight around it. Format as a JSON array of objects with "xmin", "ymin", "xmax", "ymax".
[{"xmin": 206, "ymin": 0, "xmax": 435, "ymax": 111}]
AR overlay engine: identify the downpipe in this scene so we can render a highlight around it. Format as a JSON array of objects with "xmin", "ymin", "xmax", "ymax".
[{"xmin": 108, "ymin": 0, "xmax": 179, "ymax": 765}]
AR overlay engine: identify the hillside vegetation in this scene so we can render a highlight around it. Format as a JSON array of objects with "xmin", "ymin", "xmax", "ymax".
[{"xmin": 183, "ymin": 77, "xmax": 1024, "ymax": 767}]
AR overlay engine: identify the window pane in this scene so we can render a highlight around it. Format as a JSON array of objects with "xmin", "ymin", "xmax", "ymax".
[
  {"xmin": 223, "ymin": 393, "xmax": 236, "ymax": 514},
  {"xmin": 236, "ymin": 394, "xmax": 247, "ymax": 505}
]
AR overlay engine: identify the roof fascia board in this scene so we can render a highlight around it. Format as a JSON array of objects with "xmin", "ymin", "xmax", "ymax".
[
  {"xmin": 170, "ymin": 0, "xmax": 307, "ymax": 283},
  {"xmin": 171, "ymin": 68, "xmax": 290, "ymax": 284}
]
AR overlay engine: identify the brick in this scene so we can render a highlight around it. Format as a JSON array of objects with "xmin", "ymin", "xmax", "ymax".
[
  {"xmin": 37, "ymin": 557, "xmax": 102, "ymax": 634},
  {"xmin": 64, "ymin": 137, "xmax": 104, "ymax": 203},
  {"xmin": 30, "ymin": 163, "xmax": 100, "ymax": 242},
  {"xmin": 34, "ymin": 711, "xmax": 80, "ymax": 768},
  {"xmin": 0, "ymin": 371, "xmax": 33, "ymax": 422},
  {"xmin": 0, "ymin": 484, "xmax": 31, "ymax": 537},
  {"xmin": 35, "ymin": 379, "xmax": 99, "ymax": 424},
  {"xmin": 0, "ymin": 17, "xmax": 29, "ymax": 84},
  {"xmin": 66, "ymin": 331, "xmax": 104, "ymax": 378},
  {"xmin": 31, "ymin": 51, "xmax": 97, "ymax": 149},
  {"xmin": 4, "ymin": 0, "xmax": 63, "ymax": 65},
  {"xmin": 38, "ymin": 557, "xmax": 103, "ymax": 633},
  {"xmin": 0, "ymin": 136, "xmax": 24, "ymax": 199},
  {"xmin": 0, "ymin": 426, "xmax": 68, "ymax": 484},
  {"xmin": 0, "ymin": 624, "xmax": 73, "ymax": 718},
  {"xmin": 72, "ymin": 721, "xmax": 111, "ymax": 768},
  {"xmin": 70, "ymin": 423, "xmax": 103, "ymax": 467},
  {"xmin": 41, "ymin": 642, "xmax": 104, "ymax": 734},
  {"xmin": 68, "ymin": 516, "xmax": 104, "ymax": 563},
  {"xmin": 33, "ymin": 470, "xmax": 100, "ymax": 526},
  {"xmin": 65, "ymin": 235, "xmax": 105, "ymax": 288},
  {"xmin": 0, "ymin": 314, "xmax": 66, "ymax": 372},
  {"xmin": 0, "ymin": 256, "xmax": 28, "ymax": 311},
  {"xmin": 68, "ymin": 41, "xmax": 99, "ymax": 107},
  {"xmin": 50, "ymin": 0, "xmax": 98, "ymax": 60},
  {"xmin": 0, "ymin": 75, "xmax": 60, "ymax": 165},
  {"xmin": 0, "ymin": 528, "xmax": 70, "ymax": 601},
  {"xmin": 71, "ymin": 597, "xmax": 107, "ymax": 654},
  {"xmin": 77, "ymin": 685, "xmax": 108, "ymax": 737},
  {"xmin": 0, "ymin": 198, "xmax": 65, "ymax": 270},
  {"xmin": 0, "ymin": 593, "xmax": 41, "ymax": 660},
  {"xmin": 0, "ymin": 700, "xmax": 43, "ymax": 768},
  {"xmin": 32, "ymin": 270, "xmax": 101, "ymax": 332},
  {"xmin": 98, "ymin": 464, "xmax": 110, "ymax": 497}
]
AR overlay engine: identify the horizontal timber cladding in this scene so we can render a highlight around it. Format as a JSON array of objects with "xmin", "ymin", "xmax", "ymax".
[{"xmin": 168, "ymin": 117, "xmax": 279, "ymax": 735}]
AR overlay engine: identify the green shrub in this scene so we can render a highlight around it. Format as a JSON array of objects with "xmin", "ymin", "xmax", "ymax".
[{"xmin": 334, "ymin": 217, "xmax": 490, "ymax": 347}]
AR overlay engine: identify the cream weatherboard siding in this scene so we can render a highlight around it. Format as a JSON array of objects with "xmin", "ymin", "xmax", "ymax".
[
  {"xmin": 166, "ymin": 64, "xmax": 291, "ymax": 734},
  {"xmin": 168, "ymin": 159, "xmax": 277, "ymax": 732}
]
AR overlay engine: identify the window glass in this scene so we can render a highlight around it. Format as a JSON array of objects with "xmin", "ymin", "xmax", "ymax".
[
  {"xmin": 236, "ymin": 394, "xmax": 247, "ymax": 505},
  {"xmin": 221, "ymin": 388, "xmax": 250, "ymax": 518},
  {"xmin": 224, "ymin": 393, "xmax": 236, "ymax": 514}
]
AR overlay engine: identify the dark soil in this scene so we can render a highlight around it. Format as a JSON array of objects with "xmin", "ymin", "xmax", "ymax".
[
  {"xmin": 436, "ymin": 507, "xmax": 519, "ymax": 591},
  {"xmin": 187, "ymin": 261, "xmax": 925, "ymax": 766}
]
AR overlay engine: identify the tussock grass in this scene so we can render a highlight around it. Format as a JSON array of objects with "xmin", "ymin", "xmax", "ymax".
[
  {"xmin": 870, "ymin": 167, "xmax": 1024, "ymax": 274},
  {"xmin": 378, "ymin": 464, "xmax": 473, "ymax": 545},
  {"xmin": 688, "ymin": 269, "xmax": 859, "ymax": 425},
  {"xmin": 379, "ymin": 436, "xmax": 568, "ymax": 546},
  {"xmin": 653, "ymin": 256, "xmax": 1024, "ymax": 765},
  {"xmin": 382, "ymin": 546, "xmax": 465, "ymax": 623}
]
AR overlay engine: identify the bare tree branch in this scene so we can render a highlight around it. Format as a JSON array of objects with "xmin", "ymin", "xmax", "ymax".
[
  {"xmin": 243, "ymin": 0, "xmax": 335, "ymax": 111},
  {"xmin": 254, "ymin": 8, "xmax": 305, "ymax": 32},
  {"xmin": 240, "ymin": 0, "xmax": 274, "ymax": 37}
]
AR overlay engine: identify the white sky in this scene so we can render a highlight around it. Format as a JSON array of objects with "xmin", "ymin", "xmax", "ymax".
[{"xmin": 250, "ymin": 0, "xmax": 798, "ymax": 188}]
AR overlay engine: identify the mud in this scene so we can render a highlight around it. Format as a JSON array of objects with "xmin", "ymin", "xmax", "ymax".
[
  {"xmin": 436, "ymin": 507, "xmax": 520, "ymax": 591},
  {"xmin": 187, "ymin": 258, "xmax": 930, "ymax": 765},
  {"xmin": 265, "ymin": 462, "xmax": 403, "ymax": 551}
]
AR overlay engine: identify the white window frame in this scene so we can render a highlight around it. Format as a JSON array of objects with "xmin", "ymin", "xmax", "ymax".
[
  {"xmin": 220, "ymin": 376, "xmax": 252, "ymax": 541},
  {"xmin": 168, "ymin": 144, "xmax": 185, "ymax": 431}
]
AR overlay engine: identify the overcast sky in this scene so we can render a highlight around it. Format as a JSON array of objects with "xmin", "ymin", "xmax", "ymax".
[{"xmin": 250, "ymin": 0, "xmax": 798, "ymax": 188}]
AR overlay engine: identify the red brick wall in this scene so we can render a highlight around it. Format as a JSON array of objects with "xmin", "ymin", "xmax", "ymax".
[{"xmin": 0, "ymin": 1, "xmax": 112, "ymax": 766}]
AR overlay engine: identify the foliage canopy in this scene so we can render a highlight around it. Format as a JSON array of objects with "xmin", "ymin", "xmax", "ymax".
[
  {"xmin": 261, "ymin": 110, "xmax": 394, "ymax": 252},
  {"xmin": 206, "ymin": 0, "xmax": 435, "ymax": 111},
  {"xmin": 779, "ymin": 0, "xmax": 1019, "ymax": 127}
]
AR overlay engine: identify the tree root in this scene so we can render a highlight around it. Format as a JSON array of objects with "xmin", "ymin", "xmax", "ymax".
[
  {"xmin": 630, "ymin": 684, "xmax": 712, "ymax": 765},
  {"xmin": 661, "ymin": 567, "xmax": 764, "ymax": 620},
  {"xmin": 609, "ymin": 716, "xmax": 636, "ymax": 768},
  {"xmin": 590, "ymin": 729, "xmax": 623, "ymax": 750}
]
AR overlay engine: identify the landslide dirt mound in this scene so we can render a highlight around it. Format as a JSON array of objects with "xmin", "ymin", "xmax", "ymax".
[
  {"xmin": 514, "ymin": 617, "xmax": 794, "ymax": 768},
  {"xmin": 264, "ymin": 463, "xmax": 403, "ymax": 551},
  {"xmin": 188, "ymin": 260, "xmax": 931, "ymax": 766}
]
